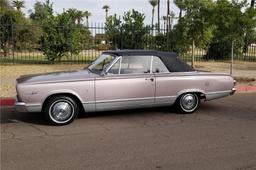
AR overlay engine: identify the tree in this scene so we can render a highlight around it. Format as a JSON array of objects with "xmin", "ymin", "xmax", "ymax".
[
  {"xmin": 105, "ymin": 14, "xmax": 122, "ymax": 49},
  {"xmin": 12, "ymin": 0, "xmax": 25, "ymax": 12},
  {"xmin": 149, "ymin": 0, "xmax": 158, "ymax": 30},
  {"xmin": 173, "ymin": 0, "xmax": 214, "ymax": 55},
  {"xmin": 40, "ymin": 12, "xmax": 90, "ymax": 63},
  {"xmin": 122, "ymin": 10, "xmax": 150, "ymax": 49},
  {"xmin": 0, "ymin": 8, "xmax": 26, "ymax": 57},
  {"xmin": 84, "ymin": 10, "xmax": 91, "ymax": 27},
  {"xmin": 105, "ymin": 10, "xmax": 150, "ymax": 49},
  {"xmin": 205, "ymin": 0, "xmax": 256, "ymax": 59},
  {"xmin": 102, "ymin": 5, "xmax": 110, "ymax": 22},
  {"xmin": 243, "ymin": 0, "xmax": 256, "ymax": 52},
  {"xmin": 29, "ymin": 0, "xmax": 53, "ymax": 23},
  {"xmin": 174, "ymin": 0, "xmax": 185, "ymax": 19},
  {"xmin": 66, "ymin": 8, "xmax": 86, "ymax": 25},
  {"xmin": 0, "ymin": 0, "xmax": 11, "ymax": 10}
]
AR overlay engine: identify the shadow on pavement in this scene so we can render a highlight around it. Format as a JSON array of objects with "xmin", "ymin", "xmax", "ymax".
[{"xmin": 1, "ymin": 106, "xmax": 177, "ymax": 126}]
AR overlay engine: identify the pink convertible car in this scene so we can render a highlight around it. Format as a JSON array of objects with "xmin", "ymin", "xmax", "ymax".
[{"xmin": 15, "ymin": 50, "xmax": 236, "ymax": 125}]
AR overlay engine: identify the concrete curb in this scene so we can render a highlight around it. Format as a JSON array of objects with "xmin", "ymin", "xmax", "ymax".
[
  {"xmin": 1, "ymin": 85, "xmax": 256, "ymax": 107},
  {"xmin": 0, "ymin": 98, "xmax": 15, "ymax": 107}
]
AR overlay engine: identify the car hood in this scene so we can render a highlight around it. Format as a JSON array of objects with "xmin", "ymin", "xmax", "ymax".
[{"xmin": 17, "ymin": 69, "xmax": 97, "ymax": 84}]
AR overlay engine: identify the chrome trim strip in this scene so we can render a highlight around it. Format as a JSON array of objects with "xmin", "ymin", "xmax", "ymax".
[
  {"xmin": 205, "ymin": 90, "xmax": 232, "ymax": 95},
  {"xmin": 95, "ymin": 97, "xmax": 154, "ymax": 103},
  {"xmin": 86, "ymin": 96, "xmax": 177, "ymax": 104},
  {"xmin": 150, "ymin": 55, "xmax": 153, "ymax": 74}
]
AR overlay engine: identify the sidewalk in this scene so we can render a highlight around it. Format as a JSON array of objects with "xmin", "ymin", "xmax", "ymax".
[{"xmin": 1, "ymin": 85, "xmax": 255, "ymax": 107}]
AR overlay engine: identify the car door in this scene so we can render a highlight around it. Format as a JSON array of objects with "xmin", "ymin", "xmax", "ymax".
[
  {"xmin": 95, "ymin": 55, "xmax": 155, "ymax": 111},
  {"xmin": 152, "ymin": 56, "xmax": 177, "ymax": 105}
]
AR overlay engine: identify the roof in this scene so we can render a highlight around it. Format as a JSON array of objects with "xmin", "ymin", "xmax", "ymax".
[
  {"xmin": 102, "ymin": 50, "xmax": 178, "ymax": 57},
  {"xmin": 102, "ymin": 50, "xmax": 194, "ymax": 72}
]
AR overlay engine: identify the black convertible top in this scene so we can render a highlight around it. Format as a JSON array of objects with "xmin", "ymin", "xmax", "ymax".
[{"xmin": 102, "ymin": 50, "xmax": 194, "ymax": 72}]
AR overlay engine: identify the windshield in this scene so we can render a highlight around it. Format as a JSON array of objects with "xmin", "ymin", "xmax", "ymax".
[{"xmin": 88, "ymin": 54, "xmax": 115, "ymax": 74}]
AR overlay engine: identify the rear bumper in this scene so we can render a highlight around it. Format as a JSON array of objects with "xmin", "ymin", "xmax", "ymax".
[
  {"xmin": 15, "ymin": 102, "xmax": 27, "ymax": 112},
  {"xmin": 15, "ymin": 101, "xmax": 42, "ymax": 113}
]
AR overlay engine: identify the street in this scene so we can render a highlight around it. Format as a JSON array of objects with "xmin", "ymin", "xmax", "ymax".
[{"xmin": 1, "ymin": 93, "xmax": 256, "ymax": 170}]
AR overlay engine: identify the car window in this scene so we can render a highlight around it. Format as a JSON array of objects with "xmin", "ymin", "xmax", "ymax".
[
  {"xmin": 120, "ymin": 56, "xmax": 151, "ymax": 74},
  {"xmin": 152, "ymin": 56, "xmax": 169, "ymax": 73},
  {"xmin": 88, "ymin": 54, "xmax": 114, "ymax": 74},
  {"xmin": 108, "ymin": 58, "xmax": 120, "ymax": 74}
]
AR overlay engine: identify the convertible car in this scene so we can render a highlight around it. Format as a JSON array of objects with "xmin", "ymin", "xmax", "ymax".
[{"xmin": 15, "ymin": 50, "xmax": 236, "ymax": 125}]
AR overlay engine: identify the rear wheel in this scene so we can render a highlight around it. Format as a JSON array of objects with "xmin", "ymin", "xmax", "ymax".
[
  {"xmin": 43, "ymin": 96, "xmax": 79, "ymax": 125},
  {"xmin": 176, "ymin": 93, "xmax": 200, "ymax": 114}
]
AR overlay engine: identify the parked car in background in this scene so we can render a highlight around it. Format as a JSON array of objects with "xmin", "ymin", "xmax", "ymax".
[{"xmin": 15, "ymin": 50, "xmax": 236, "ymax": 125}]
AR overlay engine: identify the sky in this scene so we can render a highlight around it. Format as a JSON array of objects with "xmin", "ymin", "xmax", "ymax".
[{"xmin": 20, "ymin": 0, "xmax": 180, "ymax": 25}]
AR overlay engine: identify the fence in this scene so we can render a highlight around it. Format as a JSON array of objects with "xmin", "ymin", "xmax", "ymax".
[{"xmin": 1, "ymin": 23, "xmax": 256, "ymax": 64}]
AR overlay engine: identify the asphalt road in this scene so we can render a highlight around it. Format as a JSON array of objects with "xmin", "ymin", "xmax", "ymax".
[{"xmin": 1, "ymin": 93, "xmax": 256, "ymax": 170}]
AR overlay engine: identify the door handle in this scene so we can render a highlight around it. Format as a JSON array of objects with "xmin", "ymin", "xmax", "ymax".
[{"xmin": 145, "ymin": 77, "xmax": 154, "ymax": 82}]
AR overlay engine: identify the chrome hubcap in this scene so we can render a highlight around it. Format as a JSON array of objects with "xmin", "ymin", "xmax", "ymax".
[
  {"xmin": 50, "ymin": 100, "xmax": 74, "ymax": 123},
  {"xmin": 181, "ymin": 94, "xmax": 197, "ymax": 111}
]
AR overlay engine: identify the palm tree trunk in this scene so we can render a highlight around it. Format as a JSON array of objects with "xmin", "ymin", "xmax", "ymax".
[
  {"xmin": 157, "ymin": 0, "xmax": 160, "ymax": 32},
  {"xmin": 105, "ymin": 11, "xmax": 108, "ymax": 21},
  {"xmin": 151, "ymin": 7, "xmax": 155, "ymax": 34},
  {"xmin": 179, "ymin": 9, "xmax": 182, "ymax": 19},
  {"xmin": 251, "ymin": 0, "xmax": 255, "ymax": 8},
  {"xmin": 167, "ymin": 0, "xmax": 170, "ymax": 32}
]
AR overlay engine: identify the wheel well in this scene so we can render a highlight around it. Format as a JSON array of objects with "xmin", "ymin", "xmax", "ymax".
[
  {"xmin": 176, "ymin": 92, "xmax": 206, "ymax": 102},
  {"xmin": 42, "ymin": 93, "xmax": 84, "ymax": 113},
  {"xmin": 195, "ymin": 92, "xmax": 206, "ymax": 100}
]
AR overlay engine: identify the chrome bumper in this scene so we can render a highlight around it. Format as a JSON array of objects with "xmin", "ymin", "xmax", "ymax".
[
  {"xmin": 15, "ymin": 102, "xmax": 42, "ymax": 112},
  {"xmin": 230, "ymin": 88, "xmax": 236, "ymax": 95},
  {"xmin": 15, "ymin": 102, "xmax": 28, "ymax": 112}
]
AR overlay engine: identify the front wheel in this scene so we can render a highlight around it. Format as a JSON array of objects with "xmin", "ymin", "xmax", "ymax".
[
  {"xmin": 43, "ymin": 96, "xmax": 79, "ymax": 125},
  {"xmin": 176, "ymin": 93, "xmax": 200, "ymax": 114}
]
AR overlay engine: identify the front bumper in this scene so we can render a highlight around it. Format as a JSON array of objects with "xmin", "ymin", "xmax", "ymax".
[{"xmin": 230, "ymin": 87, "xmax": 236, "ymax": 95}]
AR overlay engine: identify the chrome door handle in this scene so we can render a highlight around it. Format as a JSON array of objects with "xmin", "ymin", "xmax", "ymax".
[{"xmin": 145, "ymin": 77, "xmax": 154, "ymax": 82}]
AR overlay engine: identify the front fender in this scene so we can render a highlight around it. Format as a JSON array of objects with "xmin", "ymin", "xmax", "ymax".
[{"xmin": 41, "ymin": 89, "xmax": 83, "ymax": 105}]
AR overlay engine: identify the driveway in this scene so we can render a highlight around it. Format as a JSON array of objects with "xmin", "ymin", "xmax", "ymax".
[{"xmin": 1, "ymin": 93, "xmax": 256, "ymax": 170}]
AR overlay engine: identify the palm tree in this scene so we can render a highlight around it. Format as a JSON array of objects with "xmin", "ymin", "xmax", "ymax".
[
  {"xmin": 66, "ymin": 8, "xmax": 84, "ymax": 25},
  {"xmin": 84, "ymin": 11, "xmax": 91, "ymax": 27},
  {"xmin": 174, "ymin": 0, "xmax": 185, "ymax": 19},
  {"xmin": 162, "ymin": 15, "xmax": 167, "ymax": 31},
  {"xmin": 12, "ymin": 0, "xmax": 25, "ymax": 12},
  {"xmin": 149, "ymin": 0, "xmax": 158, "ymax": 31},
  {"xmin": 102, "ymin": 5, "xmax": 110, "ymax": 21}
]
